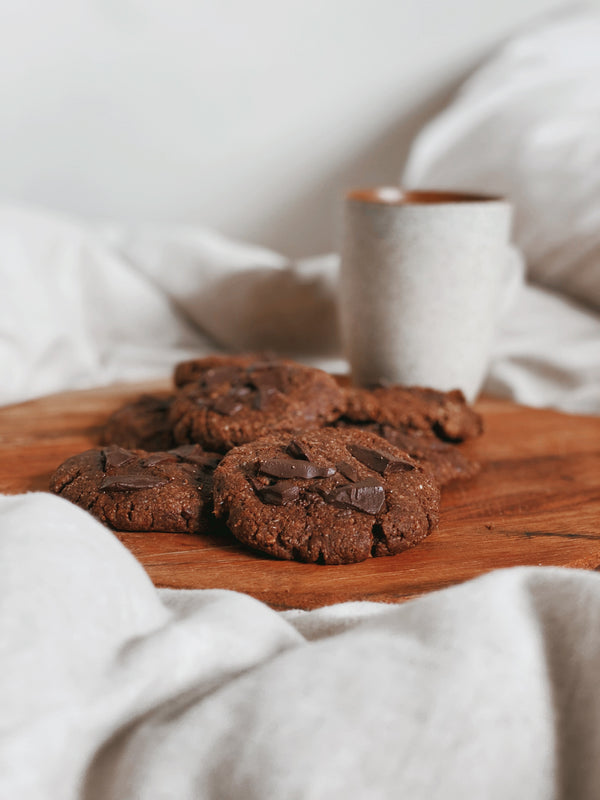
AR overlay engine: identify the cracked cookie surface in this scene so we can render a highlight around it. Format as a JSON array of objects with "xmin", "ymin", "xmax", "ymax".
[
  {"xmin": 333, "ymin": 419, "xmax": 480, "ymax": 485},
  {"xmin": 213, "ymin": 428, "xmax": 440, "ymax": 564},
  {"xmin": 342, "ymin": 385, "xmax": 483, "ymax": 442},
  {"xmin": 170, "ymin": 360, "xmax": 346, "ymax": 452},
  {"xmin": 174, "ymin": 353, "xmax": 287, "ymax": 388},
  {"xmin": 49, "ymin": 444, "xmax": 221, "ymax": 533}
]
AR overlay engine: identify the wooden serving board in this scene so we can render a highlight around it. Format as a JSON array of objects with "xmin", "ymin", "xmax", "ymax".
[{"xmin": 1, "ymin": 381, "xmax": 599, "ymax": 610}]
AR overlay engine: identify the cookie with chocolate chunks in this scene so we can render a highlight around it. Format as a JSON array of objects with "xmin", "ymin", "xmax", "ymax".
[
  {"xmin": 170, "ymin": 360, "xmax": 347, "ymax": 452},
  {"xmin": 212, "ymin": 428, "xmax": 440, "ymax": 564},
  {"xmin": 49, "ymin": 444, "xmax": 221, "ymax": 533},
  {"xmin": 101, "ymin": 393, "xmax": 175, "ymax": 451},
  {"xmin": 333, "ymin": 419, "xmax": 480, "ymax": 486},
  {"xmin": 174, "ymin": 353, "xmax": 288, "ymax": 388},
  {"xmin": 377, "ymin": 424, "xmax": 480, "ymax": 484},
  {"xmin": 342, "ymin": 385, "xmax": 483, "ymax": 442}
]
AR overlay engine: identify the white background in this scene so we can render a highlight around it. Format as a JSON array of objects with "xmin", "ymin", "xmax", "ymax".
[{"xmin": 1, "ymin": 0, "xmax": 594, "ymax": 257}]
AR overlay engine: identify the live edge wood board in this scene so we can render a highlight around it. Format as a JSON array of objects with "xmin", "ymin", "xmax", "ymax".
[{"xmin": 0, "ymin": 380, "xmax": 599, "ymax": 610}]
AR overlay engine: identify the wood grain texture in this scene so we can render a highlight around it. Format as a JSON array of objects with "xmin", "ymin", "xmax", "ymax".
[{"xmin": 1, "ymin": 381, "xmax": 599, "ymax": 610}]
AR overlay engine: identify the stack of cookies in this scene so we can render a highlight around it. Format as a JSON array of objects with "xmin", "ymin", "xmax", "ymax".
[{"xmin": 50, "ymin": 355, "xmax": 482, "ymax": 565}]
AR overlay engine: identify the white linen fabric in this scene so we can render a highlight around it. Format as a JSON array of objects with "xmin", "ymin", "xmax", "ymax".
[
  {"xmin": 2, "ymin": 492, "xmax": 600, "ymax": 799},
  {"xmin": 403, "ymin": 6, "xmax": 600, "ymax": 312},
  {"xmin": 1, "ymin": 203, "xmax": 599, "ymax": 413},
  {"xmin": 0, "ymin": 204, "xmax": 342, "ymax": 407}
]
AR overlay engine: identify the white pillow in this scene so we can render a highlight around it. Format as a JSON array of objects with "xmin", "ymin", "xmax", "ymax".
[{"xmin": 403, "ymin": 8, "xmax": 600, "ymax": 311}]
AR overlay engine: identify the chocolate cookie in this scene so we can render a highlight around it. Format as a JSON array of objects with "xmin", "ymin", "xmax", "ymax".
[
  {"xmin": 174, "ymin": 353, "xmax": 284, "ymax": 388},
  {"xmin": 101, "ymin": 394, "xmax": 175, "ymax": 451},
  {"xmin": 334, "ymin": 420, "xmax": 480, "ymax": 486},
  {"xmin": 342, "ymin": 385, "xmax": 483, "ymax": 442},
  {"xmin": 213, "ymin": 428, "xmax": 440, "ymax": 564},
  {"xmin": 170, "ymin": 360, "xmax": 347, "ymax": 452},
  {"xmin": 49, "ymin": 444, "xmax": 221, "ymax": 533}
]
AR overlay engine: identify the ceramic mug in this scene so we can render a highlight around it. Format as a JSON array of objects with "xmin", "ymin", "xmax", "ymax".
[{"xmin": 338, "ymin": 187, "xmax": 522, "ymax": 400}]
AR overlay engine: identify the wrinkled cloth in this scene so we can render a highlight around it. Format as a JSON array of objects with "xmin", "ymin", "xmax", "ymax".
[
  {"xmin": 403, "ymin": 6, "xmax": 600, "ymax": 312},
  {"xmin": 1, "ymin": 203, "xmax": 599, "ymax": 413},
  {"xmin": 0, "ymin": 204, "xmax": 341, "ymax": 407},
  {"xmin": 2, "ymin": 492, "xmax": 600, "ymax": 799}
]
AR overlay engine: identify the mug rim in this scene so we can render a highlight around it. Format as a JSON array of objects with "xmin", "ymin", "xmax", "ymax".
[{"xmin": 346, "ymin": 186, "xmax": 505, "ymax": 205}]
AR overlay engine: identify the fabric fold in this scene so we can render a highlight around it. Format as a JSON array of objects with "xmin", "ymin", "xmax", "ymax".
[
  {"xmin": 2, "ymin": 203, "xmax": 600, "ymax": 413},
  {"xmin": 3, "ymin": 492, "xmax": 600, "ymax": 798}
]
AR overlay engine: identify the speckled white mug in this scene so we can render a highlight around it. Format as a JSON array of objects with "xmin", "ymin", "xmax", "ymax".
[{"xmin": 339, "ymin": 187, "xmax": 520, "ymax": 400}]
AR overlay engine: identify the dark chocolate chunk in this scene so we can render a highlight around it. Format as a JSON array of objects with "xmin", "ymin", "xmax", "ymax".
[
  {"xmin": 347, "ymin": 444, "xmax": 391, "ymax": 473},
  {"xmin": 103, "ymin": 446, "xmax": 136, "ymax": 470},
  {"xmin": 258, "ymin": 457, "xmax": 336, "ymax": 480},
  {"xmin": 100, "ymin": 472, "xmax": 170, "ymax": 491},
  {"xmin": 249, "ymin": 367, "xmax": 284, "ymax": 410},
  {"xmin": 201, "ymin": 365, "xmax": 241, "ymax": 389},
  {"xmin": 170, "ymin": 445, "xmax": 221, "ymax": 469},
  {"xmin": 212, "ymin": 394, "xmax": 244, "ymax": 416},
  {"xmin": 140, "ymin": 452, "xmax": 178, "ymax": 467},
  {"xmin": 256, "ymin": 480, "xmax": 300, "ymax": 505},
  {"xmin": 325, "ymin": 477, "xmax": 385, "ymax": 515},
  {"xmin": 335, "ymin": 460, "xmax": 360, "ymax": 482},
  {"xmin": 384, "ymin": 457, "xmax": 416, "ymax": 474},
  {"xmin": 347, "ymin": 443, "xmax": 414, "ymax": 475},
  {"xmin": 286, "ymin": 439, "xmax": 311, "ymax": 460},
  {"xmin": 177, "ymin": 462, "xmax": 203, "ymax": 479},
  {"xmin": 253, "ymin": 385, "xmax": 279, "ymax": 411}
]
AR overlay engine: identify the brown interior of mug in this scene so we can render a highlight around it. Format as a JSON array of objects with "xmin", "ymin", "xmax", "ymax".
[{"xmin": 347, "ymin": 187, "xmax": 503, "ymax": 204}]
